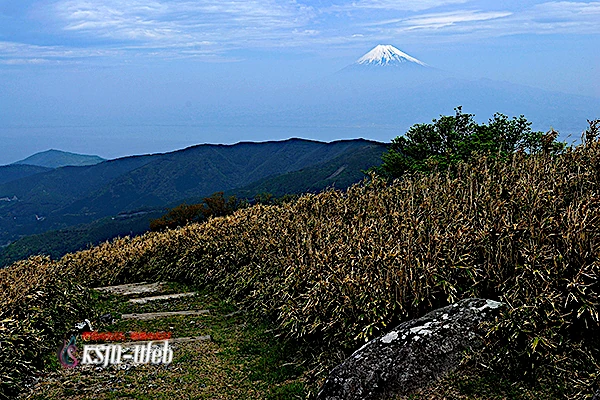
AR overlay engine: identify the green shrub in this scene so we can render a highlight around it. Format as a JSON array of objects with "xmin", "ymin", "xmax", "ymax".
[
  {"xmin": 150, "ymin": 192, "xmax": 242, "ymax": 231},
  {"xmin": 378, "ymin": 107, "xmax": 566, "ymax": 178}
]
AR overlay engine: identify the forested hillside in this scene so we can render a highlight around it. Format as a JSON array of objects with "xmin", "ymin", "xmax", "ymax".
[{"xmin": 0, "ymin": 139, "xmax": 386, "ymax": 246}]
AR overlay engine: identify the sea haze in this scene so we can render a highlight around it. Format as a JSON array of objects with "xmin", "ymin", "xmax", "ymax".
[
  {"xmin": 1, "ymin": 1, "xmax": 599, "ymax": 163},
  {"xmin": 2, "ymin": 43, "xmax": 598, "ymax": 165},
  {"xmin": 0, "ymin": 125, "xmax": 394, "ymax": 166},
  {"xmin": 2, "ymin": 63, "xmax": 598, "ymax": 164}
]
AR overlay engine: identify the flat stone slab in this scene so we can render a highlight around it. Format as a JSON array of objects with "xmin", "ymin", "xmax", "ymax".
[
  {"xmin": 121, "ymin": 310, "xmax": 210, "ymax": 320},
  {"xmin": 121, "ymin": 335, "xmax": 212, "ymax": 347},
  {"xmin": 94, "ymin": 282, "xmax": 169, "ymax": 296},
  {"xmin": 128, "ymin": 292, "xmax": 197, "ymax": 304}
]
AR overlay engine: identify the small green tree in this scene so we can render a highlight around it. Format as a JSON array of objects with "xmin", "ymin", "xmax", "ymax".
[
  {"xmin": 203, "ymin": 192, "xmax": 240, "ymax": 218},
  {"xmin": 378, "ymin": 107, "xmax": 565, "ymax": 179},
  {"xmin": 150, "ymin": 192, "xmax": 241, "ymax": 231},
  {"xmin": 253, "ymin": 192, "xmax": 274, "ymax": 205}
]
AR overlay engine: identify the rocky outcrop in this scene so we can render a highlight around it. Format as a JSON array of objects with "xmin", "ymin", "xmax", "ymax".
[{"xmin": 318, "ymin": 298, "xmax": 504, "ymax": 400}]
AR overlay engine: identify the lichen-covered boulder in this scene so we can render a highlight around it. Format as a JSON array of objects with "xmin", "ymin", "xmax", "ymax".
[{"xmin": 317, "ymin": 298, "xmax": 504, "ymax": 400}]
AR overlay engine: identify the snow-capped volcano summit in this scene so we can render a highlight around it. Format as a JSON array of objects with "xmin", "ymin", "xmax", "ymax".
[{"xmin": 356, "ymin": 45, "xmax": 427, "ymax": 67}]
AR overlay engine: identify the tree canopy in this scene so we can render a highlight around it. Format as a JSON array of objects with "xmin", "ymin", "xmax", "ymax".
[
  {"xmin": 378, "ymin": 107, "xmax": 565, "ymax": 179},
  {"xmin": 150, "ymin": 192, "xmax": 241, "ymax": 232}
]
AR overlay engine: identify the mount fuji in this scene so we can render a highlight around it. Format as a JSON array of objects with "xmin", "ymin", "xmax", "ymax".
[
  {"xmin": 262, "ymin": 44, "xmax": 599, "ymax": 141},
  {"xmin": 340, "ymin": 44, "xmax": 435, "ymax": 79},
  {"xmin": 355, "ymin": 44, "xmax": 428, "ymax": 68},
  {"xmin": 337, "ymin": 44, "xmax": 442, "ymax": 89}
]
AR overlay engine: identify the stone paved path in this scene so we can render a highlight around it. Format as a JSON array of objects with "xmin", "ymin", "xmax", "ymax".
[{"xmin": 22, "ymin": 281, "xmax": 308, "ymax": 399}]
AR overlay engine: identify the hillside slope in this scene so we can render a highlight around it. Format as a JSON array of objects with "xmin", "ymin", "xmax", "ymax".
[
  {"xmin": 0, "ymin": 209, "xmax": 163, "ymax": 268},
  {"xmin": 59, "ymin": 138, "xmax": 382, "ymax": 216},
  {"xmin": 0, "ymin": 141, "xmax": 386, "ymax": 266},
  {"xmin": 3, "ymin": 137, "xmax": 600, "ymax": 398},
  {"xmin": 0, "ymin": 164, "xmax": 52, "ymax": 186},
  {"xmin": 231, "ymin": 143, "xmax": 386, "ymax": 198},
  {"xmin": 0, "ymin": 138, "xmax": 384, "ymax": 245}
]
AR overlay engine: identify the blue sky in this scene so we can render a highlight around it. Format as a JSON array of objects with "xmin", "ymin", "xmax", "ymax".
[{"xmin": 0, "ymin": 0, "xmax": 599, "ymax": 163}]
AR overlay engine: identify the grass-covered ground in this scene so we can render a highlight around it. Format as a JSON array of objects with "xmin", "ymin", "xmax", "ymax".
[
  {"xmin": 23, "ymin": 281, "xmax": 561, "ymax": 400},
  {"xmin": 25, "ymin": 283, "xmax": 311, "ymax": 399}
]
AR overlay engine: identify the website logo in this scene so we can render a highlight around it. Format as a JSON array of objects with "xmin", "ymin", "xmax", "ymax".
[
  {"xmin": 58, "ymin": 335, "xmax": 79, "ymax": 368},
  {"xmin": 58, "ymin": 332, "xmax": 174, "ymax": 368}
]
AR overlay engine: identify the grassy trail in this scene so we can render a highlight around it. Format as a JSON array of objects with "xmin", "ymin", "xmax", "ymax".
[{"xmin": 23, "ymin": 282, "xmax": 310, "ymax": 400}]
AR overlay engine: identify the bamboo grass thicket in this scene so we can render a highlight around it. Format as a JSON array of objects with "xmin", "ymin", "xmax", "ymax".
[{"xmin": 1, "ymin": 121, "xmax": 600, "ymax": 398}]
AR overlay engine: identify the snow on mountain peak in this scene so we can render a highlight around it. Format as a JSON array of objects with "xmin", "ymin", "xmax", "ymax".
[{"xmin": 356, "ymin": 45, "xmax": 427, "ymax": 67}]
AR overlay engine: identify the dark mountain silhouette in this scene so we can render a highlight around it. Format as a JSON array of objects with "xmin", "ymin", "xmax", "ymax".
[
  {"xmin": 0, "ymin": 138, "xmax": 386, "ymax": 248},
  {"xmin": 0, "ymin": 165, "xmax": 52, "ymax": 186},
  {"xmin": 13, "ymin": 149, "xmax": 105, "ymax": 168}
]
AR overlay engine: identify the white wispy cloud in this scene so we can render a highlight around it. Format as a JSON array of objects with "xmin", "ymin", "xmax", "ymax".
[
  {"xmin": 362, "ymin": 1, "xmax": 600, "ymax": 37},
  {"xmin": 523, "ymin": 1, "xmax": 600, "ymax": 33},
  {"xmin": 328, "ymin": 0, "xmax": 470, "ymax": 12},
  {"xmin": 0, "ymin": 40, "xmax": 121, "ymax": 63},
  {"xmin": 2, "ymin": 0, "xmax": 599, "ymax": 65},
  {"xmin": 0, "ymin": 58, "xmax": 56, "ymax": 65},
  {"xmin": 403, "ymin": 11, "xmax": 512, "ymax": 30},
  {"xmin": 365, "ymin": 10, "xmax": 512, "ymax": 29},
  {"xmin": 492, "ymin": 1, "xmax": 600, "ymax": 35},
  {"xmin": 534, "ymin": 1, "xmax": 600, "ymax": 16},
  {"xmin": 53, "ymin": 0, "xmax": 316, "ymax": 46}
]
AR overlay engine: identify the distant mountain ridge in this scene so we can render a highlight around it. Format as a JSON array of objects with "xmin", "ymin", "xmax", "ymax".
[
  {"xmin": 271, "ymin": 44, "xmax": 596, "ymax": 141},
  {"xmin": 0, "ymin": 165, "xmax": 52, "ymax": 186},
  {"xmin": 295, "ymin": 48, "xmax": 600, "ymax": 139},
  {"xmin": 13, "ymin": 149, "xmax": 106, "ymax": 168},
  {"xmin": 230, "ymin": 143, "xmax": 385, "ymax": 199},
  {"xmin": 0, "ymin": 138, "xmax": 387, "ymax": 247}
]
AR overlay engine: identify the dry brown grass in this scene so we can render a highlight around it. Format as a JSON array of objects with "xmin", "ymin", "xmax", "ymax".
[{"xmin": 2, "ymin": 122, "xmax": 600, "ymax": 398}]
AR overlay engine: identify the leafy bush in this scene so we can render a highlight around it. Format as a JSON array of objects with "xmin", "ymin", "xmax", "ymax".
[
  {"xmin": 378, "ymin": 107, "xmax": 566, "ymax": 178},
  {"xmin": 150, "ymin": 192, "xmax": 241, "ymax": 231}
]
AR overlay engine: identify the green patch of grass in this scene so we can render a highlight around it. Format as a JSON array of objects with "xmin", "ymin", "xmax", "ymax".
[
  {"xmin": 456, "ymin": 373, "xmax": 533, "ymax": 399},
  {"xmin": 228, "ymin": 324, "xmax": 305, "ymax": 385},
  {"xmin": 265, "ymin": 381, "xmax": 308, "ymax": 399},
  {"xmin": 454, "ymin": 370, "xmax": 565, "ymax": 400},
  {"xmin": 42, "ymin": 349, "xmax": 62, "ymax": 372},
  {"xmin": 398, "ymin": 366, "xmax": 566, "ymax": 400},
  {"xmin": 25, "ymin": 282, "xmax": 313, "ymax": 399}
]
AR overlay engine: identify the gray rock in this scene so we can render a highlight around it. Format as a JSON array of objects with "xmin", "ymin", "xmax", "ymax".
[
  {"xmin": 317, "ymin": 298, "xmax": 504, "ymax": 400},
  {"xmin": 99, "ymin": 313, "xmax": 114, "ymax": 324}
]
